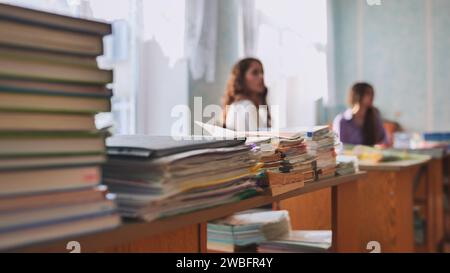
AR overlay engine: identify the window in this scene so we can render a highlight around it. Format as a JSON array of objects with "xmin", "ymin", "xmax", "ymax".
[
  {"xmin": 252, "ymin": 0, "xmax": 329, "ymax": 127},
  {"xmin": 1, "ymin": 0, "xmax": 187, "ymax": 135}
]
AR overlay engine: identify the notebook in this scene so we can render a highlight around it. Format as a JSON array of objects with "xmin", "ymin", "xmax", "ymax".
[
  {"xmin": 0, "ymin": 3, "xmax": 111, "ymax": 36},
  {"xmin": 106, "ymin": 135, "xmax": 246, "ymax": 159}
]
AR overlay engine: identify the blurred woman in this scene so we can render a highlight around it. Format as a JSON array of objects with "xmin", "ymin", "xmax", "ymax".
[
  {"xmin": 222, "ymin": 58, "xmax": 271, "ymax": 131},
  {"xmin": 333, "ymin": 82, "xmax": 386, "ymax": 146}
]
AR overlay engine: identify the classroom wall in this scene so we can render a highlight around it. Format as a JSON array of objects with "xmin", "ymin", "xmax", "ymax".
[{"xmin": 331, "ymin": 0, "xmax": 450, "ymax": 132}]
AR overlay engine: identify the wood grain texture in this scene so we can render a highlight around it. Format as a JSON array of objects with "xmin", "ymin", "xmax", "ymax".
[
  {"xmin": 428, "ymin": 159, "xmax": 445, "ymax": 250},
  {"xmin": 412, "ymin": 158, "xmax": 445, "ymax": 252},
  {"xmin": 281, "ymin": 167, "xmax": 420, "ymax": 252},
  {"xmin": 278, "ymin": 188, "xmax": 332, "ymax": 230},
  {"xmin": 199, "ymin": 223, "xmax": 207, "ymax": 253},
  {"xmin": 332, "ymin": 181, "xmax": 360, "ymax": 252},
  {"xmin": 428, "ymin": 159, "xmax": 444, "ymax": 252},
  {"xmin": 104, "ymin": 224, "xmax": 201, "ymax": 253}
]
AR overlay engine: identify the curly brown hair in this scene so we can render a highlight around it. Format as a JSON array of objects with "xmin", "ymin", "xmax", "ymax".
[{"xmin": 222, "ymin": 58, "xmax": 271, "ymax": 128}]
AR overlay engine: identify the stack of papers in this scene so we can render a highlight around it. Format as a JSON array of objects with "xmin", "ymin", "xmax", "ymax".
[
  {"xmin": 207, "ymin": 210, "xmax": 291, "ymax": 253},
  {"xmin": 336, "ymin": 155, "xmax": 358, "ymax": 175},
  {"xmin": 305, "ymin": 127, "xmax": 338, "ymax": 179},
  {"xmin": 254, "ymin": 136, "xmax": 316, "ymax": 195},
  {"xmin": 257, "ymin": 230, "xmax": 332, "ymax": 253},
  {"xmin": 103, "ymin": 136, "xmax": 263, "ymax": 222},
  {"xmin": 264, "ymin": 137, "xmax": 316, "ymax": 195},
  {"xmin": 277, "ymin": 137, "xmax": 316, "ymax": 181}
]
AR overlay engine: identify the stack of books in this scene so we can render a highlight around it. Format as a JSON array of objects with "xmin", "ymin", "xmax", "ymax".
[
  {"xmin": 263, "ymin": 136, "xmax": 317, "ymax": 195},
  {"xmin": 207, "ymin": 210, "xmax": 291, "ymax": 253},
  {"xmin": 103, "ymin": 136, "xmax": 263, "ymax": 222},
  {"xmin": 304, "ymin": 126, "xmax": 338, "ymax": 179},
  {"xmin": 0, "ymin": 4, "xmax": 120, "ymax": 251},
  {"xmin": 257, "ymin": 230, "xmax": 332, "ymax": 253},
  {"xmin": 336, "ymin": 155, "xmax": 357, "ymax": 176}
]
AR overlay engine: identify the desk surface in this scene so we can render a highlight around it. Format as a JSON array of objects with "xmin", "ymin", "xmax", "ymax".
[
  {"xmin": 358, "ymin": 156, "xmax": 431, "ymax": 171},
  {"xmin": 391, "ymin": 147, "xmax": 448, "ymax": 159},
  {"xmin": 13, "ymin": 172, "xmax": 366, "ymax": 253}
]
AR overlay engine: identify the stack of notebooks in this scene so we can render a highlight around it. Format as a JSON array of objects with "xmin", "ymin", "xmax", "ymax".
[
  {"xmin": 0, "ymin": 4, "xmax": 120, "ymax": 251},
  {"xmin": 257, "ymin": 230, "xmax": 332, "ymax": 253},
  {"xmin": 103, "ymin": 136, "xmax": 263, "ymax": 222},
  {"xmin": 261, "ymin": 136, "xmax": 317, "ymax": 195},
  {"xmin": 207, "ymin": 210, "xmax": 291, "ymax": 253},
  {"xmin": 336, "ymin": 155, "xmax": 357, "ymax": 176},
  {"xmin": 304, "ymin": 126, "xmax": 338, "ymax": 179}
]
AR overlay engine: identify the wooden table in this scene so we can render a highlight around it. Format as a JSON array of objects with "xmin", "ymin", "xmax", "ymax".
[
  {"xmin": 394, "ymin": 147, "xmax": 447, "ymax": 252},
  {"xmin": 279, "ymin": 157, "xmax": 431, "ymax": 253},
  {"xmin": 12, "ymin": 172, "xmax": 366, "ymax": 253}
]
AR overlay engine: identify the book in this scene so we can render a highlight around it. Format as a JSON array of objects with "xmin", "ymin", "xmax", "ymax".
[
  {"xmin": 0, "ymin": 78, "xmax": 112, "ymax": 98},
  {"xmin": 0, "ymin": 166, "xmax": 101, "ymax": 197},
  {"xmin": 0, "ymin": 186, "xmax": 108, "ymax": 213},
  {"xmin": 0, "ymin": 154, "xmax": 106, "ymax": 171},
  {"xmin": 257, "ymin": 230, "xmax": 332, "ymax": 253},
  {"xmin": 207, "ymin": 242, "xmax": 257, "ymax": 253},
  {"xmin": 0, "ymin": 132, "xmax": 105, "ymax": 157},
  {"xmin": 268, "ymin": 180, "xmax": 306, "ymax": 196},
  {"xmin": 0, "ymin": 19, "xmax": 104, "ymax": 56},
  {"xmin": 0, "ymin": 199, "xmax": 116, "ymax": 232},
  {"xmin": 0, "ymin": 3, "xmax": 112, "ymax": 36},
  {"xmin": 0, "ymin": 46, "xmax": 112, "ymax": 84},
  {"xmin": 196, "ymin": 121, "xmax": 304, "ymax": 140},
  {"xmin": 0, "ymin": 91, "xmax": 111, "ymax": 114},
  {"xmin": 106, "ymin": 135, "xmax": 246, "ymax": 159},
  {"xmin": 207, "ymin": 210, "xmax": 291, "ymax": 253},
  {"xmin": 0, "ymin": 111, "xmax": 97, "ymax": 131},
  {"xmin": 0, "ymin": 213, "xmax": 120, "ymax": 251},
  {"xmin": 0, "ymin": 4, "xmax": 116, "ymax": 251}
]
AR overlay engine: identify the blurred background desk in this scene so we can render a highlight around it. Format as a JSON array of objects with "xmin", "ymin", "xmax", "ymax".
[{"xmin": 279, "ymin": 156, "xmax": 432, "ymax": 252}]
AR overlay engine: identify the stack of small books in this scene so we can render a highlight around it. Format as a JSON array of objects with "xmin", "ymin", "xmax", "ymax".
[
  {"xmin": 257, "ymin": 230, "xmax": 332, "ymax": 253},
  {"xmin": 263, "ymin": 136, "xmax": 317, "ymax": 195},
  {"xmin": 207, "ymin": 210, "xmax": 291, "ymax": 253},
  {"xmin": 304, "ymin": 126, "xmax": 338, "ymax": 179}
]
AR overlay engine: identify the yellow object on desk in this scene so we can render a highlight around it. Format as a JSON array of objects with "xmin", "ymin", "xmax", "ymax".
[{"xmin": 342, "ymin": 145, "xmax": 411, "ymax": 163}]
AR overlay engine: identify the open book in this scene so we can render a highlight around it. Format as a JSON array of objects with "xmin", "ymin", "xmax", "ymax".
[{"xmin": 195, "ymin": 121, "xmax": 306, "ymax": 141}]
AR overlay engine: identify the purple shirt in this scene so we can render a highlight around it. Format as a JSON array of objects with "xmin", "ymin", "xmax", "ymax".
[{"xmin": 333, "ymin": 108, "xmax": 387, "ymax": 145}]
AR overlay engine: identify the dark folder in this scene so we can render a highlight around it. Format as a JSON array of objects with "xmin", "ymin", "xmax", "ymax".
[{"xmin": 106, "ymin": 135, "xmax": 246, "ymax": 159}]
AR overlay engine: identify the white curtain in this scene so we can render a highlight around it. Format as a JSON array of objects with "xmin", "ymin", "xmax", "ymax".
[
  {"xmin": 237, "ymin": 0, "xmax": 329, "ymax": 128},
  {"xmin": 239, "ymin": 0, "xmax": 258, "ymax": 57},
  {"xmin": 185, "ymin": 0, "xmax": 219, "ymax": 83}
]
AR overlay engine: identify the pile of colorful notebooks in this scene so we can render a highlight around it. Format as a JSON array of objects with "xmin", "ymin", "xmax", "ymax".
[
  {"xmin": 336, "ymin": 155, "xmax": 357, "ymax": 176},
  {"xmin": 103, "ymin": 136, "xmax": 263, "ymax": 222},
  {"xmin": 257, "ymin": 230, "xmax": 332, "ymax": 253},
  {"xmin": 260, "ymin": 136, "xmax": 316, "ymax": 195},
  {"xmin": 0, "ymin": 4, "xmax": 120, "ymax": 251},
  {"xmin": 207, "ymin": 210, "xmax": 291, "ymax": 253},
  {"xmin": 305, "ymin": 126, "xmax": 338, "ymax": 179}
]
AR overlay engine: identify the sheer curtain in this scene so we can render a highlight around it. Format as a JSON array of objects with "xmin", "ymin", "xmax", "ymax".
[
  {"xmin": 184, "ymin": 0, "xmax": 219, "ymax": 83},
  {"xmin": 239, "ymin": 0, "xmax": 329, "ymax": 128}
]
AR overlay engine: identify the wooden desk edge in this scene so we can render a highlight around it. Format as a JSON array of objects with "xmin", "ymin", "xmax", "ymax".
[{"xmin": 13, "ymin": 172, "xmax": 367, "ymax": 253}]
